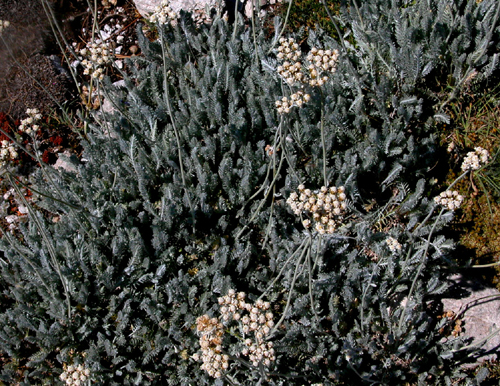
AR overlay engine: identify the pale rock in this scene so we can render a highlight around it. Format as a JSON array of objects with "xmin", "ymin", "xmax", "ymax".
[
  {"xmin": 54, "ymin": 151, "xmax": 79, "ymax": 173},
  {"xmin": 133, "ymin": 0, "xmax": 215, "ymax": 17},
  {"xmin": 133, "ymin": 0, "xmax": 282, "ymax": 19},
  {"xmin": 441, "ymin": 273, "xmax": 500, "ymax": 367}
]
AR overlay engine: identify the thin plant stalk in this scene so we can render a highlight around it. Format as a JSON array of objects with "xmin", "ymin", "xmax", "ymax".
[
  {"xmin": 268, "ymin": 0, "xmax": 293, "ymax": 54},
  {"xmin": 473, "ymin": 261, "xmax": 500, "ymax": 268},
  {"xmin": 0, "ymin": 222, "xmax": 55, "ymax": 302},
  {"xmin": 1, "ymin": 170, "xmax": 82, "ymax": 211},
  {"xmin": 360, "ymin": 255, "xmax": 384, "ymax": 333},
  {"xmin": 8, "ymin": 174, "xmax": 72, "ymax": 320},
  {"xmin": 319, "ymin": 91, "xmax": 327, "ymax": 187},
  {"xmin": 268, "ymin": 236, "xmax": 312, "ymax": 336},
  {"xmin": 231, "ymin": 0, "xmax": 242, "ymax": 41},
  {"xmin": 320, "ymin": 0, "xmax": 363, "ymax": 95},
  {"xmin": 257, "ymin": 236, "xmax": 309, "ymax": 301},
  {"xmin": 159, "ymin": 28, "xmax": 195, "ymax": 229},
  {"xmin": 235, "ymin": 143, "xmax": 285, "ymax": 240},
  {"xmin": 40, "ymin": 0, "xmax": 81, "ymax": 95},
  {"xmin": 307, "ymin": 237, "xmax": 320, "ymax": 322},
  {"xmin": 398, "ymin": 207, "xmax": 445, "ymax": 332}
]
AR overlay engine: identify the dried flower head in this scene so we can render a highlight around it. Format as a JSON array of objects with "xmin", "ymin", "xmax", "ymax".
[
  {"xmin": 275, "ymin": 91, "xmax": 310, "ymax": 114},
  {"xmin": 195, "ymin": 314, "xmax": 227, "ymax": 378},
  {"xmin": 386, "ymin": 237, "xmax": 402, "ymax": 254},
  {"xmin": 275, "ymin": 39, "xmax": 338, "ymax": 113},
  {"xmin": 277, "ymin": 37, "xmax": 301, "ymax": 64},
  {"xmin": 80, "ymin": 40, "xmax": 113, "ymax": 80},
  {"xmin": 461, "ymin": 146, "xmax": 490, "ymax": 171},
  {"xmin": 306, "ymin": 47, "xmax": 339, "ymax": 87},
  {"xmin": 149, "ymin": 0, "xmax": 177, "ymax": 24},
  {"xmin": 0, "ymin": 140, "xmax": 18, "ymax": 166},
  {"xmin": 434, "ymin": 190, "xmax": 464, "ymax": 211},
  {"xmin": 60, "ymin": 363, "xmax": 91, "ymax": 386},
  {"xmin": 19, "ymin": 108, "xmax": 42, "ymax": 135},
  {"xmin": 287, "ymin": 185, "xmax": 348, "ymax": 234},
  {"xmin": 195, "ymin": 290, "xmax": 276, "ymax": 377}
]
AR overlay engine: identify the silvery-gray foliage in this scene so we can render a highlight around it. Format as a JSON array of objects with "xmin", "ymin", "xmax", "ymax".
[{"xmin": 0, "ymin": 0, "xmax": 499, "ymax": 384}]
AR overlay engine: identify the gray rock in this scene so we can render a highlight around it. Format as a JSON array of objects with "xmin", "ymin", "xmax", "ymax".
[
  {"xmin": 54, "ymin": 151, "xmax": 79, "ymax": 173},
  {"xmin": 133, "ymin": 0, "xmax": 281, "ymax": 19},
  {"xmin": 441, "ymin": 273, "xmax": 500, "ymax": 366},
  {"xmin": 133, "ymin": 0, "xmax": 216, "ymax": 17}
]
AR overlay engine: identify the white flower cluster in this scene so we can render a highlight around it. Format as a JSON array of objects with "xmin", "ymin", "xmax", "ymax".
[
  {"xmin": 194, "ymin": 290, "xmax": 276, "ymax": 377},
  {"xmin": 275, "ymin": 37, "xmax": 339, "ymax": 114},
  {"xmin": 80, "ymin": 40, "xmax": 113, "ymax": 80},
  {"xmin": 277, "ymin": 37, "xmax": 301, "ymax": 62},
  {"xmin": 461, "ymin": 146, "xmax": 490, "ymax": 171},
  {"xmin": 275, "ymin": 91, "xmax": 311, "ymax": 114},
  {"xmin": 19, "ymin": 108, "xmax": 42, "ymax": 135},
  {"xmin": 276, "ymin": 38, "xmax": 303, "ymax": 85},
  {"xmin": 306, "ymin": 47, "xmax": 339, "ymax": 87},
  {"xmin": 386, "ymin": 237, "xmax": 402, "ymax": 254},
  {"xmin": 434, "ymin": 190, "xmax": 464, "ymax": 211},
  {"xmin": 0, "ymin": 140, "xmax": 18, "ymax": 166},
  {"xmin": 149, "ymin": 0, "xmax": 177, "ymax": 24},
  {"xmin": 59, "ymin": 364, "xmax": 91, "ymax": 386},
  {"xmin": 195, "ymin": 314, "xmax": 228, "ymax": 378},
  {"xmin": 287, "ymin": 185, "xmax": 348, "ymax": 234},
  {"xmin": 0, "ymin": 20, "xmax": 10, "ymax": 34},
  {"xmin": 218, "ymin": 290, "xmax": 275, "ymax": 367}
]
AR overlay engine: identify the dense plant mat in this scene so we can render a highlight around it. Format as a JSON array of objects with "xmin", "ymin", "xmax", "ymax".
[{"xmin": 0, "ymin": 0, "xmax": 499, "ymax": 385}]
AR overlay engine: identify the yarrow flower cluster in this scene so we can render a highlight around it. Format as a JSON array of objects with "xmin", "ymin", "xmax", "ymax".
[
  {"xmin": 0, "ymin": 20, "xmax": 10, "ymax": 34},
  {"xmin": 277, "ymin": 60, "xmax": 304, "ymax": 85},
  {"xmin": 306, "ymin": 47, "xmax": 339, "ymax": 87},
  {"xmin": 276, "ymin": 37, "xmax": 301, "ymax": 63},
  {"xmin": 461, "ymin": 146, "xmax": 490, "ymax": 171},
  {"xmin": 80, "ymin": 40, "xmax": 113, "ymax": 80},
  {"xmin": 19, "ymin": 108, "xmax": 42, "ymax": 135},
  {"xmin": 194, "ymin": 290, "xmax": 276, "ymax": 377},
  {"xmin": 434, "ymin": 190, "xmax": 464, "ymax": 211},
  {"xmin": 287, "ymin": 185, "xmax": 348, "ymax": 234},
  {"xmin": 148, "ymin": 0, "xmax": 177, "ymax": 24},
  {"xmin": 386, "ymin": 237, "xmax": 402, "ymax": 254},
  {"xmin": 194, "ymin": 314, "xmax": 228, "ymax": 378},
  {"xmin": 275, "ymin": 91, "xmax": 311, "ymax": 114},
  {"xmin": 275, "ymin": 37, "xmax": 339, "ymax": 113},
  {"xmin": 276, "ymin": 38, "xmax": 303, "ymax": 85},
  {"xmin": 59, "ymin": 364, "xmax": 91, "ymax": 386},
  {"xmin": 219, "ymin": 290, "xmax": 275, "ymax": 367},
  {"xmin": 0, "ymin": 140, "xmax": 18, "ymax": 166}
]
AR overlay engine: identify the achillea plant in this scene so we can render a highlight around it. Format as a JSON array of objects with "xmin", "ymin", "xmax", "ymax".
[
  {"xmin": 18, "ymin": 108, "xmax": 42, "ymax": 135},
  {"xmin": 461, "ymin": 146, "xmax": 491, "ymax": 171},
  {"xmin": 60, "ymin": 363, "xmax": 91, "ymax": 386},
  {"xmin": 286, "ymin": 185, "xmax": 348, "ymax": 234},
  {"xmin": 193, "ymin": 290, "xmax": 276, "ymax": 378},
  {"xmin": 148, "ymin": 0, "xmax": 177, "ymax": 24},
  {"xmin": 0, "ymin": 140, "xmax": 18, "ymax": 166},
  {"xmin": 0, "ymin": 0, "xmax": 499, "ymax": 385},
  {"xmin": 79, "ymin": 40, "xmax": 114, "ymax": 80}
]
